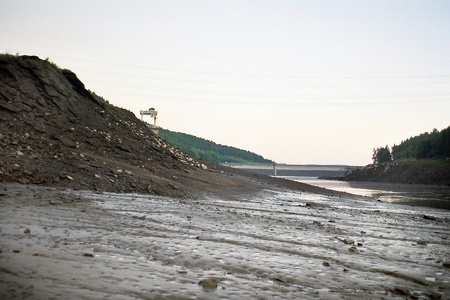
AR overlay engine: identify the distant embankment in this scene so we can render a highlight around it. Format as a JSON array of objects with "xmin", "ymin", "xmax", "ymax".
[
  {"xmin": 226, "ymin": 164, "xmax": 353, "ymax": 177},
  {"xmin": 341, "ymin": 159, "xmax": 450, "ymax": 186}
]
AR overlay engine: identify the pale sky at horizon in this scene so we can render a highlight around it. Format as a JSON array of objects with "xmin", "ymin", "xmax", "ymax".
[{"xmin": 2, "ymin": 0, "xmax": 449, "ymax": 165}]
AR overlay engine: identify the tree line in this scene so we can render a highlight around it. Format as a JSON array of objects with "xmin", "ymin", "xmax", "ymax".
[
  {"xmin": 372, "ymin": 126, "xmax": 450, "ymax": 164},
  {"xmin": 159, "ymin": 128, "xmax": 273, "ymax": 164}
]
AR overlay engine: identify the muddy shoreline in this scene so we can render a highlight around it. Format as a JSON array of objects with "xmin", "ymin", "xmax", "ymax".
[{"xmin": 1, "ymin": 182, "xmax": 449, "ymax": 299}]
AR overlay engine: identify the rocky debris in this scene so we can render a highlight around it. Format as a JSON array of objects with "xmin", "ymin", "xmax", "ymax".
[
  {"xmin": 343, "ymin": 238, "xmax": 355, "ymax": 245},
  {"xmin": 198, "ymin": 278, "xmax": 219, "ymax": 289},
  {"xmin": 305, "ymin": 202, "xmax": 330, "ymax": 208},
  {"xmin": 417, "ymin": 240, "xmax": 427, "ymax": 246},
  {"xmin": 424, "ymin": 214, "xmax": 437, "ymax": 221},
  {"xmin": 0, "ymin": 55, "xmax": 211, "ymax": 197},
  {"xmin": 348, "ymin": 246, "xmax": 359, "ymax": 253}
]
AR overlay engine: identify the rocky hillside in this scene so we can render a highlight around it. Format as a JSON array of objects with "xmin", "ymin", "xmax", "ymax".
[
  {"xmin": 0, "ymin": 55, "xmax": 217, "ymax": 197},
  {"xmin": 0, "ymin": 55, "xmax": 358, "ymax": 200},
  {"xmin": 341, "ymin": 159, "xmax": 450, "ymax": 186}
]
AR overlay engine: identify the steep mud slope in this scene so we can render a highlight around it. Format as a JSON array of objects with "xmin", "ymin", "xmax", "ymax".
[{"xmin": 0, "ymin": 55, "xmax": 212, "ymax": 197}]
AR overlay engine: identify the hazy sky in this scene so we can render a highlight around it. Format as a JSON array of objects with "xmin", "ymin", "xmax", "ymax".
[{"xmin": 2, "ymin": 0, "xmax": 450, "ymax": 165}]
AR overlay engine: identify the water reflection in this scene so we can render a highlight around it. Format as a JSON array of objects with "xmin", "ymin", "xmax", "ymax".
[{"xmin": 288, "ymin": 177, "xmax": 450, "ymax": 210}]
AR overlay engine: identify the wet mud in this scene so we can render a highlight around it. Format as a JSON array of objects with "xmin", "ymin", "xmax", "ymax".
[{"xmin": 0, "ymin": 183, "xmax": 449, "ymax": 299}]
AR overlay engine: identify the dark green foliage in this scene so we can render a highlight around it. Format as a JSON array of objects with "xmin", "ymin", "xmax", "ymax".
[
  {"xmin": 372, "ymin": 145, "xmax": 392, "ymax": 164},
  {"xmin": 391, "ymin": 126, "xmax": 450, "ymax": 160},
  {"xmin": 159, "ymin": 128, "xmax": 273, "ymax": 164}
]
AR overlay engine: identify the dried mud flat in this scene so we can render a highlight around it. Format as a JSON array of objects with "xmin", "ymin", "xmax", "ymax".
[{"xmin": 0, "ymin": 183, "xmax": 449, "ymax": 299}]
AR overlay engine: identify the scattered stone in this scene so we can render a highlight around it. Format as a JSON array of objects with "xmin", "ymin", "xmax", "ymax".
[
  {"xmin": 124, "ymin": 170, "xmax": 133, "ymax": 175},
  {"xmin": 198, "ymin": 278, "xmax": 218, "ymax": 289},
  {"xmin": 16, "ymin": 150, "xmax": 24, "ymax": 156},
  {"xmin": 13, "ymin": 249, "xmax": 21, "ymax": 253},
  {"xmin": 58, "ymin": 136, "xmax": 77, "ymax": 148},
  {"xmin": 348, "ymin": 246, "xmax": 359, "ymax": 253},
  {"xmin": 417, "ymin": 240, "xmax": 427, "ymax": 246},
  {"xmin": 66, "ymin": 175, "xmax": 74, "ymax": 181},
  {"xmin": 24, "ymin": 228, "xmax": 31, "ymax": 234},
  {"xmin": 343, "ymin": 238, "xmax": 355, "ymax": 245},
  {"xmin": 17, "ymin": 178, "xmax": 30, "ymax": 184},
  {"xmin": 83, "ymin": 253, "xmax": 94, "ymax": 257},
  {"xmin": 94, "ymin": 174, "xmax": 101, "ymax": 179},
  {"xmin": 423, "ymin": 215, "xmax": 437, "ymax": 221},
  {"xmin": 322, "ymin": 261, "xmax": 330, "ymax": 267}
]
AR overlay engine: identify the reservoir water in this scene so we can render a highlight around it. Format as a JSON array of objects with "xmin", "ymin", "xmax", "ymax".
[{"xmin": 288, "ymin": 176, "xmax": 450, "ymax": 211}]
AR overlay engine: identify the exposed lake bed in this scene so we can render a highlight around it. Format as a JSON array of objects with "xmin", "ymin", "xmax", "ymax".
[{"xmin": 1, "ymin": 183, "xmax": 449, "ymax": 299}]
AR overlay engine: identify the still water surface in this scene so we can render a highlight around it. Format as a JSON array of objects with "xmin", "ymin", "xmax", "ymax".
[{"xmin": 288, "ymin": 176, "xmax": 450, "ymax": 210}]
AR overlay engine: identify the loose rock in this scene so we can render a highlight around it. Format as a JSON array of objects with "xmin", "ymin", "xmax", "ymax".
[{"xmin": 198, "ymin": 278, "xmax": 218, "ymax": 289}]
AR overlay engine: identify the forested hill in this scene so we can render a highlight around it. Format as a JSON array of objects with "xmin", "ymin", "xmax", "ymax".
[
  {"xmin": 159, "ymin": 128, "xmax": 272, "ymax": 164},
  {"xmin": 344, "ymin": 126, "xmax": 450, "ymax": 185},
  {"xmin": 371, "ymin": 126, "xmax": 450, "ymax": 164},
  {"xmin": 392, "ymin": 126, "xmax": 450, "ymax": 160}
]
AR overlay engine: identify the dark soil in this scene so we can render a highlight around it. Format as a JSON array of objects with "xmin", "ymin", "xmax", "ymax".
[{"xmin": 0, "ymin": 55, "xmax": 350, "ymax": 200}]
